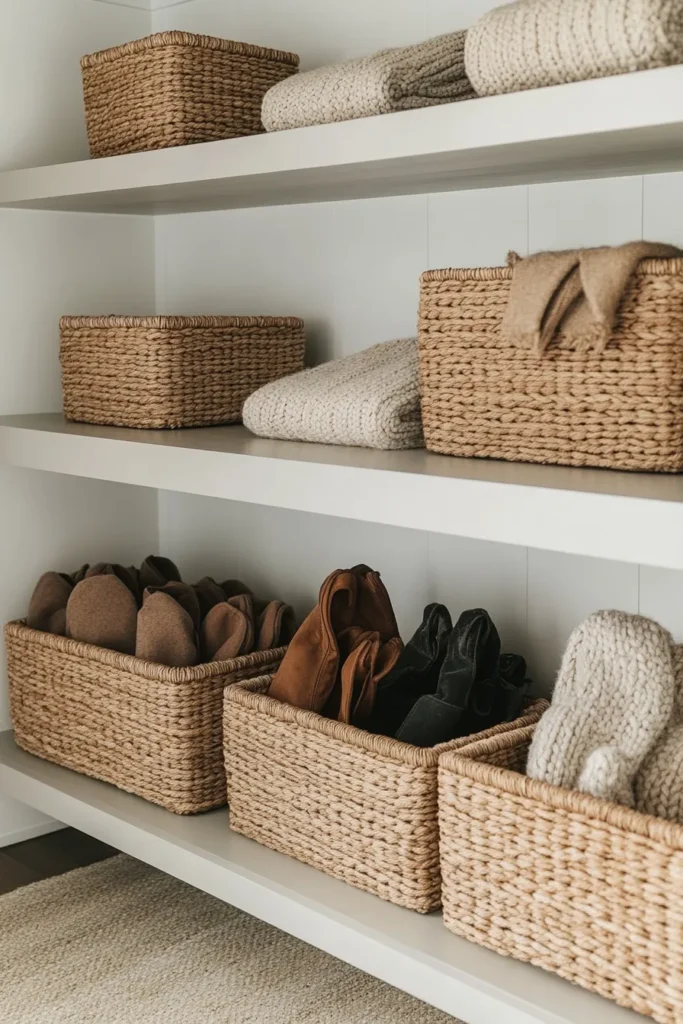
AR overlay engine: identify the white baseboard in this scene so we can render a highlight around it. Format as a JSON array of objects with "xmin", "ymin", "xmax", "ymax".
[{"xmin": 0, "ymin": 820, "xmax": 64, "ymax": 849}]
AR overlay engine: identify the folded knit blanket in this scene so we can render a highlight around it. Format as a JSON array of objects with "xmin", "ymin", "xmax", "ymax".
[
  {"xmin": 466, "ymin": 0, "xmax": 683, "ymax": 97},
  {"xmin": 242, "ymin": 338, "xmax": 424, "ymax": 450},
  {"xmin": 262, "ymin": 32, "xmax": 475, "ymax": 132}
]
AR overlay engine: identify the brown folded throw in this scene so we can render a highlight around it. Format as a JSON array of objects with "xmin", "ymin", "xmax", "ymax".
[{"xmin": 502, "ymin": 241, "xmax": 683, "ymax": 356}]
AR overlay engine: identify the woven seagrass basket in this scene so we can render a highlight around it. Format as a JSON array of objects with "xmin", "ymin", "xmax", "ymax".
[
  {"xmin": 224, "ymin": 677, "xmax": 548, "ymax": 912},
  {"xmin": 419, "ymin": 259, "xmax": 683, "ymax": 472},
  {"xmin": 81, "ymin": 32, "xmax": 299, "ymax": 158},
  {"xmin": 60, "ymin": 315, "xmax": 305, "ymax": 430},
  {"xmin": 438, "ymin": 724, "xmax": 683, "ymax": 1024},
  {"xmin": 6, "ymin": 621, "xmax": 285, "ymax": 815}
]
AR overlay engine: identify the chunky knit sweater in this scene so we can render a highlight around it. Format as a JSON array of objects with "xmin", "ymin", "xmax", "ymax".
[
  {"xmin": 465, "ymin": 0, "xmax": 683, "ymax": 97},
  {"xmin": 242, "ymin": 338, "xmax": 424, "ymax": 450},
  {"xmin": 262, "ymin": 31, "xmax": 475, "ymax": 132},
  {"xmin": 527, "ymin": 610, "xmax": 675, "ymax": 807}
]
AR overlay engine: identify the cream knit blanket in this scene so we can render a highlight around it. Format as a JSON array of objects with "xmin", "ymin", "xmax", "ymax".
[
  {"xmin": 466, "ymin": 0, "xmax": 683, "ymax": 97},
  {"xmin": 242, "ymin": 338, "xmax": 424, "ymax": 450},
  {"xmin": 262, "ymin": 32, "xmax": 475, "ymax": 132}
]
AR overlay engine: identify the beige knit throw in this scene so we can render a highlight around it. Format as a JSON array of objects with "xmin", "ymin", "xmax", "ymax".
[
  {"xmin": 465, "ymin": 0, "xmax": 683, "ymax": 97},
  {"xmin": 243, "ymin": 338, "xmax": 423, "ymax": 450},
  {"xmin": 502, "ymin": 241, "xmax": 682, "ymax": 355},
  {"xmin": 261, "ymin": 32, "xmax": 475, "ymax": 132},
  {"xmin": 527, "ymin": 610, "xmax": 675, "ymax": 808}
]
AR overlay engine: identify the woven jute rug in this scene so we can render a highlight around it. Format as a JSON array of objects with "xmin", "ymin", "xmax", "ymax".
[{"xmin": 1, "ymin": 854, "xmax": 460, "ymax": 1023}]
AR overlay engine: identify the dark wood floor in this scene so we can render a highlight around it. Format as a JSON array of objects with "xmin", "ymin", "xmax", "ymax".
[{"xmin": 0, "ymin": 827, "xmax": 117, "ymax": 895}]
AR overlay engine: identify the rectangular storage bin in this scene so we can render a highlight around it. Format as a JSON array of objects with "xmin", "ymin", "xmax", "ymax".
[
  {"xmin": 224, "ymin": 677, "xmax": 548, "ymax": 912},
  {"xmin": 438, "ymin": 724, "xmax": 683, "ymax": 1024},
  {"xmin": 81, "ymin": 32, "xmax": 299, "ymax": 158},
  {"xmin": 60, "ymin": 315, "xmax": 305, "ymax": 430},
  {"xmin": 6, "ymin": 621, "xmax": 285, "ymax": 815},
  {"xmin": 419, "ymin": 259, "xmax": 683, "ymax": 472}
]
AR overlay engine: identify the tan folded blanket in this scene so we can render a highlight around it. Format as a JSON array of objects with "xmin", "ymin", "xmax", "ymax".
[
  {"xmin": 262, "ymin": 31, "xmax": 475, "ymax": 132},
  {"xmin": 502, "ymin": 241, "xmax": 683, "ymax": 356}
]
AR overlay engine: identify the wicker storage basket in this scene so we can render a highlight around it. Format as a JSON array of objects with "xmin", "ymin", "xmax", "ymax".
[
  {"xmin": 419, "ymin": 259, "xmax": 683, "ymax": 472},
  {"xmin": 438, "ymin": 724, "xmax": 683, "ymax": 1023},
  {"xmin": 224, "ymin": 678, "xmax": 548, "ymax": 912},
  {"xmin": 6, "ymin": 621, "xmax": 285, "ymax": 815},
  {"xmin": 81, "ymin": 32, "xmax": 300, "ymax": 158},
  {"xmin": 60, "ymin": 315, "xmax": 305, "ymax": 430}
]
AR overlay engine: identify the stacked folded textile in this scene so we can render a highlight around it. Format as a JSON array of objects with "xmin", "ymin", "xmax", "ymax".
[{"xmin": 262, "ymin": 31, "xmax": 475, "ymax": 132}]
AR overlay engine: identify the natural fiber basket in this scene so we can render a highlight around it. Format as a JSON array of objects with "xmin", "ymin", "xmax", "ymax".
[
  {"xmin": 438, "ymin": 724, "xmax": 683, "ymax": 1023},
  {"xmin": 81, "ymin": 32, "xmax": 300, "ymax": 158},
  {"xmin": 224, "ymin": 678, "xmax": 548, "ymax": 912},
  {"xmin": 6, "ymin": 621, "xmax": 285, "ymax": 815},
  {"xmin": 60, "ymin": 315, "xmax": 305, "ymax": 430},
  {"xmin": 419, "ymin": 259, "xmax": 683, "ymax": 472}
]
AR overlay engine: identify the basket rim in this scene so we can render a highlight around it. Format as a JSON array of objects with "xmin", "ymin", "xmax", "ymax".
[
  {"xmin": 59, "ymin": 315, "xmax": 304, "ymax": 330},
  {"xmin": 81, "ymin": 31, "xmax": 300, "ymax": 69},
  {"xmin": 5, "ymin": 620, "xmax": 286, "ymax": 685},
  {"xmin": 421, "ymin": 256, "xmax": 683, "ymax": 283},
  {"xmin": 225, "ymin": 680, "xmax": 548, "ymax": 768},
  {"xmin": 439, "ymin": 724, "xmax": 683, "ymax": 850}
]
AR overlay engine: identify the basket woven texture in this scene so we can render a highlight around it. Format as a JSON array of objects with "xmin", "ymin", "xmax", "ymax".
[
  {"xmin": 438, "ymin": 725, "xmax": 683, "ymax": 1023},
  {"xmin": 419, "ymin": 259, "xmax": 683, "ymax": 472},
  {"xmin": 224, "ymin": 679, "xmax": 548, "ymax": 912},
  {"xmin": 6, "ymin": 621, "xmax": 285, "ymax": 815},
  {"xmin": 60, "ymin": 315, "xmax": 305, "ymax": 430},
  {"xmin": 81, "ymin": 32, "xmax": 300, "ymax": 158}
]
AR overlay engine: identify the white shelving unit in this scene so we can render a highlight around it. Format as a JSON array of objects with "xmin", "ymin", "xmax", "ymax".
[
  {"xmin": 0, "ymin": 28, "xmax": 678, "ymax": 1023},
  {"xmin": 0, "ymin": 732, "xmax": 644, "ymax": 1024},
  {"xmin": 1, "ymin": 414, "xmax": 683, "ymax": 569},
  {"xmin": 0, "ymin": 66, "xmax": 681, "ymax": 214}
]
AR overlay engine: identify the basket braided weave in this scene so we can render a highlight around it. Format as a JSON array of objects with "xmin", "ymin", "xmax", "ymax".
[
  {"xmin": 6, "ymin": 621, "xmax": 285, "ymax": 815},
  {"xmin": 224, "ymin": 679, "xmax": 547, "ymax": 912},
  {"xmin": 81, "ymin": 32, "xmax": 300, "ymax": 158},
  {"xmin": 60, "ymin": 315, "xmax": 305, "ymax": 430},
  {"xmin": 438, "ymin": 726, "xmax": 683, "ymax": 1023},
  {"xmin": 419, "ymin": 259, "xmax": 683, "ymax": 472}
]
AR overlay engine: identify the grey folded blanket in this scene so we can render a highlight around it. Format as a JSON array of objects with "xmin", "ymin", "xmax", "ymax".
[{"xmin": 262, "ymin": 31, "xmax": 475, "ymax": 132}]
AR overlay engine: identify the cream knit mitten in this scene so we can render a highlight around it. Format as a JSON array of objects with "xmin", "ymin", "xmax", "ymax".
[
  {"xmin": 634, "ymin": 645, "xmax": 683, "ymax": 823},
  {"xmin": 527, "ymin": 610, "xmax": 674, "ymax": 806}
]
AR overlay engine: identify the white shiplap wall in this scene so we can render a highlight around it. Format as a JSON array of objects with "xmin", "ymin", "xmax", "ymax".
[
  {"xmin": 0, "ymin": 0, "xmax": 157, "ymax": 845},
  {"xmin": 153, "ymin": 0, "xmax": 683, "ymax": 696}
]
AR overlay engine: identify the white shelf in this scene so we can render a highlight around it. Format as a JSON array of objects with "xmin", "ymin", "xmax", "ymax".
[
  {"xmin": 0, "ymin": 732, "xmax": 645, "ymax": 1024},
  {"xmin": 1, "ymin": 67, "xmax": 683, "ymax": 213},
  {"xmin": 2, "ymin": 413, "xmax": 683, "ymax": 568}
]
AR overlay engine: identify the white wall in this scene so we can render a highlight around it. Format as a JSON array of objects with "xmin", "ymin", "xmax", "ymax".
[
  {"xmin": 0, "ymin": 0, "xmax": 157, "ymax": 845},
  {"xmin": 154, "ymin": 0, "xmax": 683, "ymax": 698}
]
